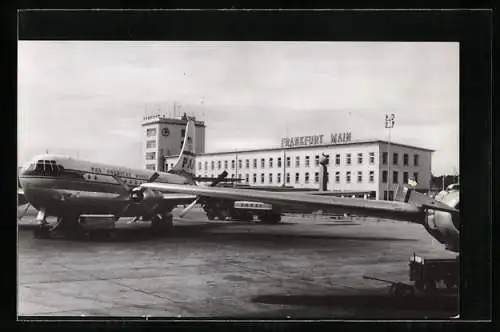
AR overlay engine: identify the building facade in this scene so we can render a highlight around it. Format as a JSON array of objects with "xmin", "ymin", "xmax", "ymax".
[
  {"xmin": 164, "ymin": 140, "xmax": 433, "ymax": 200},
  {"xmin": 142, "ymin": 114, "xmax": 206, "ymax": 171}
]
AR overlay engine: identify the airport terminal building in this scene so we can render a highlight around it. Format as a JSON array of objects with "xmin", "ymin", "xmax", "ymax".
[{"xmin": 143, "ymin": 115, "xmax": 433, "ymax": 200}]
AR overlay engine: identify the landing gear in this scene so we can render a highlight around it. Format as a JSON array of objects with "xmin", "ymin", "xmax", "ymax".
[
  {"xmin": 33, "ymin": 210, "xmax": 85, "ymax": 240},
  {"xmin": 259, "ymin": 213, "xmax": 282, "ymax": 224},
  {"xmin": 33, "ymin": 208, "xmax": 51, "ymax": 239},
  {"xmin": 151, "ymin": 212, "xmax": 173, "ymax": 236}
]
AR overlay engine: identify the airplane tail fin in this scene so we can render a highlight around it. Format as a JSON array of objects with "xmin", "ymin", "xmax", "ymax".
[{"xmin": 168, "ymin": 118, "xmax": 196, "ymax": 179}]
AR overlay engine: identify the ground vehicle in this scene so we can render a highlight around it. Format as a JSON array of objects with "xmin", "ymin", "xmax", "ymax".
[
  {"xmin": 409, "ymin": 254, "xmax": 459, "ymax": 292},
  {"xmin": 202, "ymin": 197, "xmax": 282, "ymax": 223}
]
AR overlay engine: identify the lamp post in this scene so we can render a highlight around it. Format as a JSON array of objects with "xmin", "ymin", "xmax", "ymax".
[{"xmin": 385, "ymin": 113, "xmax": 395, "ymax": 200}]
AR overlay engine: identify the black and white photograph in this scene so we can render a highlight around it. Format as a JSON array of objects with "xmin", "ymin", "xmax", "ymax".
[{"xmin": 16, "ymin": 39, "xmax": 465, "ymax": 319}]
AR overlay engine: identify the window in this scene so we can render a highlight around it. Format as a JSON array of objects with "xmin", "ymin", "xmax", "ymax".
[
  {"xmin": 253, "ymin": 173, "xmax": 257, "ymax": 183},
  {"xmin": 286, "ymin": 173, "xmax": 290, "ymax": 183},
  {"xmin": 260, "ymin": 173, "xmax": 265, "ymax": 184},
  {"xmin": 295, "ymin": 172, "xmax": 300, "ymax": 183},
  {"xmin": 382, "ymin": 152, "xmax": 388, "ymax": 165},
  {"xmin": 346, "ymin": 171, "xmax": 351, "ymax": 183},
  {"xmin": 413, "ymin": 172, "xmax": 419, "ymax": 183},
  {"xmin": 305, "ymin": 156, "xmax": 310, "ymax": 167},
  {"xmin": 286, "ymin": 156, "xmax": 291, "ymax": 167},
  {"xmin": 393, "ymin": 171, "xmax": 398, "ymax": 184},
  {"xmin": 146, "ymin": 164, "xmax": 155, "ymax": 170},
  {"xmin": 305, "ymin": 172, "xmax": 310, "ymax": 183},
  {"xmin": 369, "ymin": 152, "xmax": 375, "ymax": 164},
  {"xmin": 369, "ymin": 171, "xmax": 374, "ymax": 182},
  {"xmin": 413, "ymin": 154, "xmax": 419, "ymax": 166},
  {"xmin": 269, "ymin": 158, "xmax": 273, "ymax": 168},
  {"xmin": 211, "ymin": 161, "xmax": 215, "ymax": 171},
  {"xmin": 393, "ymin": 153, "xmax": 398, "ymax": 165},
  {"xmin": 204, "ymin": 161, "xmax": 208, "ymax": 171},
  {"xmin": 211, "ymin": 174, "xmax": 214, "ymax": 179},
  {"xmin": 217, "ymin": 160, "xmax": 222, "ymax": 170},
  {"xmin": 145, "ymin": 152, "xmax": 156, "ymax": 160},
  {"xmin": 245, "ymin": 159, "xmax": 250, "ymax": 169},
  {"xmin": 238, "ymin": 174, "xmax": 242, "ymax": 179},
  {"xmin": 403, "ymin": 171, "xmax": 409, "ymax": 184},
  {"xmin": 314, "ymin": 172, "xmax": 319, "ymax": 183},
  {"xmin": 231, "ymin": 160, "xmax": 235, "ymax": 169},
  {"xmin": 335, "ymin": 154, "xmax": 340, "ymax": 165},
  {"xmin": 224, "ymin": 160, "xmax": 228, "ymax": 169},
  {"xmin": 181, "ymin": 129, "xmax": 186, "ymax": 138},
  {"xmin": 357, "ymin": 153, "xmax": 363, "ymax": 164},
  {"xmin": 261, "ymin": 158, "xmax": 265, "ymax": 168},
  {"xmin": 277, "ymin": 157, "xmax": 282, "ymax": 167},
  {"xmin": 146, "ymin": 128, "xmax": 157, "ymax": 137},
  {"xmin": 170, "ymin": 163, "xmax": 173, "ymax": 169},
  {"xmin": 269, "ymin": 173, "xmax": 273, "ymax": 184},
  {"xmin": 277, "ymin": 173, "xmax": 281, "ymax": 183},
  {"xmin": 231, "ymin": 174, "xmax": 234, "ymax": 179},
  {"xmin": 253, "ymin": 159, "xmax": 257, "ymax": 168},
  {"xmin": 245, "ymin": 174, "xmax": 249, "ymax": 183},
  {"xmin": 382, "ymin": 170, "xmax": 388, "ymax": 183},
  {"xmin": 238, "ymin": 160, "xmax": 242, "ymax": 169},
  {"xmin": 146, "ymin": 140, "xmax": 156, "ymax": 149},
  {"xmin": 295, "ymin": 156, "xmax": 300, "ymax": 167},
  {"xmin": 315, "ymin": 155, "xmax": 320, "ymax": 166},
  {"xmin": 403, "ymin": 153, "xmax": 409, "ymax": 166},
  {"xmin": 198, "ymin": 162, "xmax": 202, "ymax": 170},
  {"xmin": 346, "ymin": 154, "xmax": 351, "ymax": 165},
  {"xmin": 335, "ymin": 171, "xmax": 340, "ymax": 183},
  {"xmin": 357, "ymin": 171, "xmax": 362, "ymax": 183}
]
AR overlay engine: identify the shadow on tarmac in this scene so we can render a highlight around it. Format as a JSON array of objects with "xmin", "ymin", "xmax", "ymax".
[
  {"xmin": 20, "ymin": 221, "xmax": 420, "ymax": 244},
  {"xmin": 251, "ymin": 292, "xmax": 459, "ymax": 319}
]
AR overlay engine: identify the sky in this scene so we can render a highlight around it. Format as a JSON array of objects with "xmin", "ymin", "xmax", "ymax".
[{"xmin": 18, "ymin": 41, "xmax": 459, "ymax": 176}]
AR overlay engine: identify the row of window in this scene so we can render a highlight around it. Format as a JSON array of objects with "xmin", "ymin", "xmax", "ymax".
[
  {"xmin": 198, "ymin": 171, "xmax": 374, "ymax": 185},
  {"xmin": 197, "ymin": 170, "xmax": 419, "ymax": 185},
  {"xmin": 382, "ymin": 152, "xmax": 419, "ymax": 167},
  {"xmin": 381, "ymin": 170, "xmax": 419, "ymax": 184},
  {"xmin": 194, "ymin": 152, "xmax": 392, "ymax": 172}
]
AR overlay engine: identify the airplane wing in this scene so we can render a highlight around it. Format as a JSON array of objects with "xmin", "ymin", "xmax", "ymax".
[{"xmin": 139, "ymin": 183, "xmax": 442, "ymax": 223}]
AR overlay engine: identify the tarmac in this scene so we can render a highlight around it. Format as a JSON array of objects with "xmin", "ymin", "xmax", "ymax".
[{"xmin": 17, "ymin": 205, "xmax": 458, "ymax": 319}]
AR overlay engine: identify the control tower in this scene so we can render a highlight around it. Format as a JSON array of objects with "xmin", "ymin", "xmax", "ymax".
[{"xmin": 142, "ymin": 112, "xmax": 205, "ymax": 171}]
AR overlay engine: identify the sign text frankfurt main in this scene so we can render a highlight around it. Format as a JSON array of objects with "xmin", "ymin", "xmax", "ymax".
[{"xmin": 281, "ymin": 132, "xmax": 352, "ymax": 148}]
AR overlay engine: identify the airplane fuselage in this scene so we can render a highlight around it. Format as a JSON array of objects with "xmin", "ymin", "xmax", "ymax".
[{"xmin": 18, "ymin": 154, "xmax": 194, "ymax": 217}]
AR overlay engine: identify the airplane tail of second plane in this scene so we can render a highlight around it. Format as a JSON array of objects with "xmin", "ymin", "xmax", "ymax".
[{"xmin": 168, "ymin": 118, "xmax": 197, "ymax": 179}]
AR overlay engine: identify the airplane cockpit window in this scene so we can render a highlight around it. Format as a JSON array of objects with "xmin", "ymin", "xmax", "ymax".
[{"xmin": 30, "ymin": 160, "xmax": 65, "ymax": 176}]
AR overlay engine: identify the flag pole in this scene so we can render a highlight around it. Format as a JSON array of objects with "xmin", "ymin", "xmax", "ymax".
[{"xmin": 385, "ymin": 113, "xmax": 395, "ymax": 200}]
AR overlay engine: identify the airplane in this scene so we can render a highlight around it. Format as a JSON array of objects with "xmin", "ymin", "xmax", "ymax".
[{"xmin": 18, "ymin": 118, "xmax": 460, "ymax": 254}]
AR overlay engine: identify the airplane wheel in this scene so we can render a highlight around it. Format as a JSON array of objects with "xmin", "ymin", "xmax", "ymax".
[
  {"xmin": 151, "ymin": 214, "xmax": 172, "ymax": 236},
  {"xmin": 260, "ymin": 213, "xmax": 281, "ymax": 224},
  {"xmin": 33, "ymin": 225, "xmax": 51, "ymax": 239}
]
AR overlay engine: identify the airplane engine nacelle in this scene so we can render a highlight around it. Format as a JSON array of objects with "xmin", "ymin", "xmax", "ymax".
[
  {"xmin": 424, "ymin": 188, "xmax": 460, "ymax": 252},
  {"xmin": 130, "ymin": 188, "xmax": 162, "ymax": 204}
]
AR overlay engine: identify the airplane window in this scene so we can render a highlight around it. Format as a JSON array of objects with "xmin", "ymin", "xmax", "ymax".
[{"xmin": 35, "ymin": 161, "xmax": 43, "ymax": 173}]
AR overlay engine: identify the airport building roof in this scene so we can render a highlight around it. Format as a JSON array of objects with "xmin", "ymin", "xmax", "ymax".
[{"xmin": 165, "ymin": 139, "xmax": 434, "ymax": 158}]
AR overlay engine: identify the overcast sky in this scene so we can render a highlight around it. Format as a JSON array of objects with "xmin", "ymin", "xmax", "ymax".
[{"xmin": 18, "ymin": 41, "xmax": 459, "ymax": 175}]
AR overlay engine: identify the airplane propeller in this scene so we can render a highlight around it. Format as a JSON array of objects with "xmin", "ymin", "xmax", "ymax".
[
  {"xmin": 178, "ymin": 170, "xmax": 228, "ymax": 218},
  {"xmin": 113, "ymin": 172, "xmax": 160, "ymax": 222}
]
